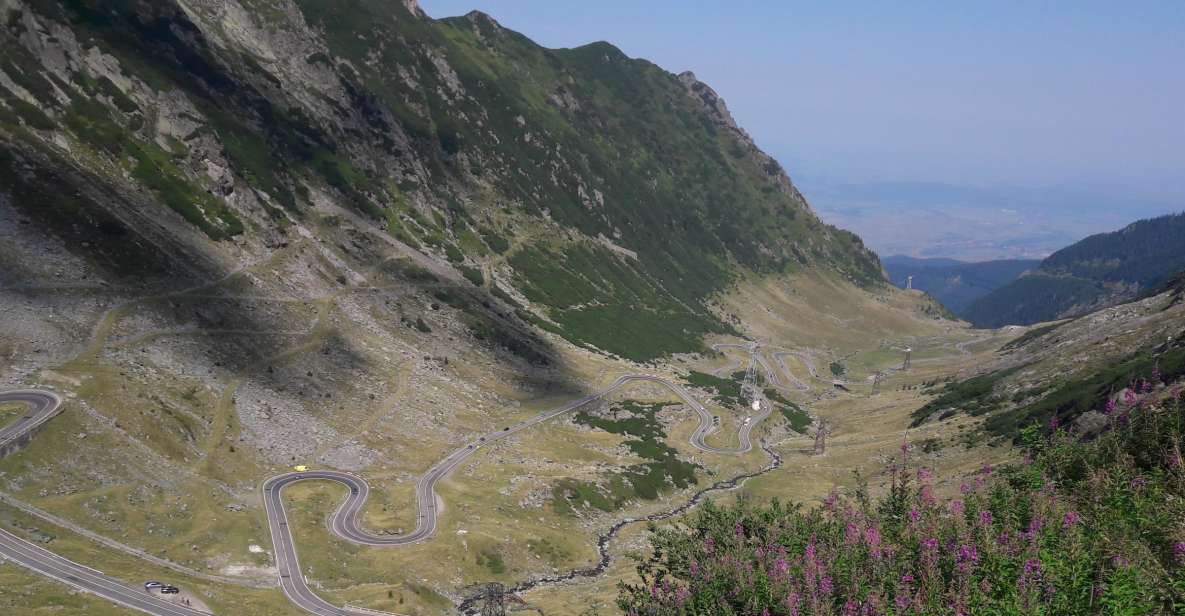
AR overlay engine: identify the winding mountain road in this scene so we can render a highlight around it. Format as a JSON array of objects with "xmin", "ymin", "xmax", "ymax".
[
  {"xmin": 1, "ymin": 353, "xmax": 776, "ymax": 616},
  {"xmin": 0, "ymin": 390, "xmax": 208, "ymax": 616},
  {"xmin": 262, "ymin": 372, "xmax": 772, "ymax": 614}
]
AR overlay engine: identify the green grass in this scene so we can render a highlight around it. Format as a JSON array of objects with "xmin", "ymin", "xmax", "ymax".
[
  {"xmin": 764, "ymin": 388, "xmax": 811, "ymax": 432},
  {"xmin": 459, "ymin": 265, "xmax": 484, "ymax": 286},
  {"xmin": 909, "ymin": 364, "xmax": 1029, "ymax": 426},
  {"xmin": 554, "ymin": 401, "xmax": 697, "ymax": 513},
  {"xmin": 999, "ymin": 321, "xmax": 1068, "ymax": 351},
  {"xmin": 685, "ymin": 370, "xmax": 745, "ymax": 408},
  {"xmin": 475, "ymin": 548, "xmax": 506, "ymax": 574},
  {"xmin": 58, "ymin": 96, "xmax": 244, "ymax": 239},
  {"xmin": 985, "ymin": 342, "xmax": 1185, "ymax": 440}
]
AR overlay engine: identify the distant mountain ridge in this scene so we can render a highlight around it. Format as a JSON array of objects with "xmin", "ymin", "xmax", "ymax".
[
  {"xmin": 883, "ymin": 256, "xmax": 1040, "ymax": 314},
  {"xmin": 962, "ymin": 212, "xmax": 1185, "ymax": 328}
]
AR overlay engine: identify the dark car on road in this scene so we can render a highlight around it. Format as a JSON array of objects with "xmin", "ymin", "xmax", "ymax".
[{"xmin": 161, "ymin": 586, "xmax": 180, "ymax": 594}]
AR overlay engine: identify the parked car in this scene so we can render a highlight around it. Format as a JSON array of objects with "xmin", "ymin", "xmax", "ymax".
[
  {"xmin": 144, "ymin": 581, "xmax": 163, "ymax": 590},
  {"xmin": 160, "ymin": 586, "xmax": 180, "ymax": 595}
]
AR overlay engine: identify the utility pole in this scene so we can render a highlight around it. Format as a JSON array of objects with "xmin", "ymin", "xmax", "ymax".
[
  {"xmin": 813, "ymin": 420, "xmax": 830, "ymax": 455},
  {"xmin": 741, "ymin": 342, "xmax": 760, "ymax": 408}
]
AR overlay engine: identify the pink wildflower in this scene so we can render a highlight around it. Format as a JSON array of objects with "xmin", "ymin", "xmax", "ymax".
[
  {"xmin": 949, "ymin": 499, "xmax": 965, "ymax": 516},
  {"xmin": 845, "ymin": 522, "xmax": 861, "ymax": 545},
  {"xmin": 978, "ymin": 510, "xmax": 993, "ymax": 528},
  {"xmin": 1063, "ymin": 511, "xmax": 1081, "ymax": 528},
  {"xmin": 784, "ymin": 592, "xmax": 801, "ymax": 616},
  {"xmin": 865, "ymin": 527, "xmax": 882, "ymax": 558}
]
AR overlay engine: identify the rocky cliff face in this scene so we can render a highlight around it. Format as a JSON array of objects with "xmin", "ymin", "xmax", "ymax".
[{"xmin": 0, "ymin": 0, "xmax": 882, "ymax": 359}]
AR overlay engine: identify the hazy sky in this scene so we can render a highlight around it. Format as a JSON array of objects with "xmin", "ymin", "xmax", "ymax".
[{"xmin": 421, "ymin": 1, "xmax": 1185, "ymax": 260}]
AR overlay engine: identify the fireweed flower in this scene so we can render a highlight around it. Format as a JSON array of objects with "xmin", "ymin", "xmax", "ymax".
[
  {"xmin": 1062, "ymin": 511, "xmax": 1081, "ymax": 528},
  {"xmin": 949, "ymin": 499, "xmax": 965, "ymax": 516},
  {"xmin": 863, "ymin": 527, "xmax": 883, "ymax": 559},
  {"xmin": 1173, "ymin": 542, "xmax": 1185, "ymax": 564},
  {"xmin": 1130, "ymin": 476, "xmax": 1147, "ymax": 491},
  {"xmin": 845, "ymin": 522, "xmax": 861, "ymax": 545},
  {"xmin": 1124, "ymin": 389, "xmax": 1138, "ymax": 406},
  {"xmin": 978, "ymin": 510, "xmax": 993, "ymax": 528},
  {"xmin": 1104, "ymin": 398, "xmax": 1118, "ymax": 415},
  {"xmin": 784, "ymin": 592, "xmax": 801, "ymax": 616},
  {"xmin": 957, "ymin": 544, "xmax": 979, "ymax": 566}
]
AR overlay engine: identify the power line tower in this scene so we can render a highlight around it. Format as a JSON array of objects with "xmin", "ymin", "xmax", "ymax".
[
  {"xmin": 462, "ymin": 583, "xmax": 507, "ymax": 616},
  {"xmin": 813, "ymin": 420, "xmax": 830, "ymax": 455},
  {"xmin": 902, "ymin": 347, "xmax": 912, "ymax": 371},
  {"xmin": 461, "ymin": 583, "xmax": 535, "ymax": 616},
  {"xmin": 741, "ymin": 342, "xmax": 760, "ymax": 408}
]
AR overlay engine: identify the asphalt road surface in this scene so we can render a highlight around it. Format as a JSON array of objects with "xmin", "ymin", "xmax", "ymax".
[{"xmin": 0, "ymin": 390, "xmax": 208, "ymax": 616}]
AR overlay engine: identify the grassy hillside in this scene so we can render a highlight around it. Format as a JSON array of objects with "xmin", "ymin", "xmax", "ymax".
[
  {"xmin": 906, "ymin": 274, "xmax": 1185, "ymax": 446},
  {"xmin": 964, "ymin": 213, "xmax": 1185, "ymax": 328}
]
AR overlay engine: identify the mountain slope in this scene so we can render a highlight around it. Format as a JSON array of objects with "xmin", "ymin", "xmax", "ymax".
[
  {"xmin": 0, "ymin": 0, "xmax": 882, "ymax": 361},
  {"xmin": 910, "ymin": 275, "xmax": 1185, "ymax": 441},
  {"xmin": 883, "ymin": 256, "xmax": 1039, "ymax": 313},
  {"xmin": 963, "ymin": 212, "xmax": 1185, "ymax": 328}
]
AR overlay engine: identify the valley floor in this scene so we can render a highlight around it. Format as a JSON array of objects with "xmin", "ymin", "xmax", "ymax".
[{"xmin": 1, "ymin": 218, "xmax": 1015, "ymax": 616}]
